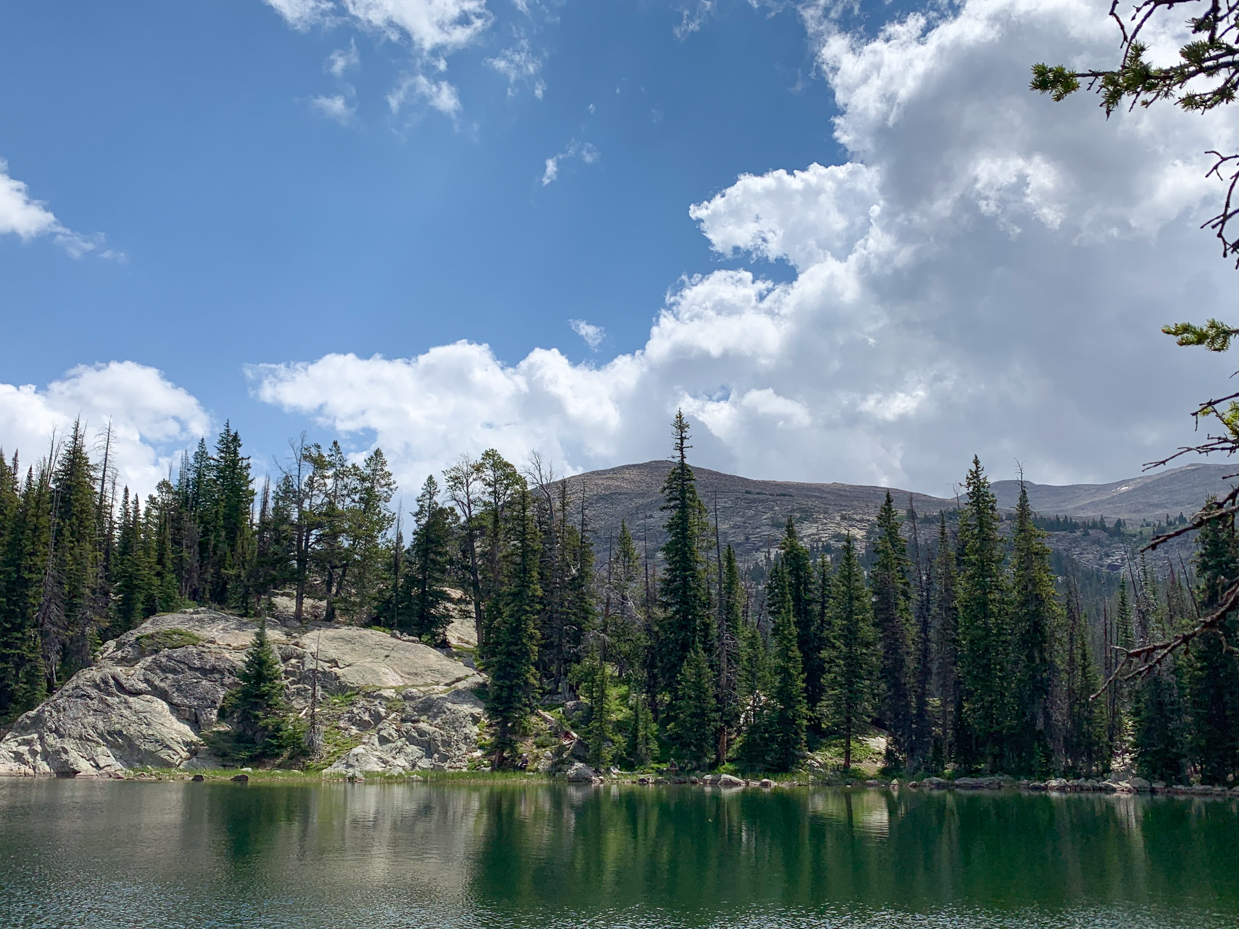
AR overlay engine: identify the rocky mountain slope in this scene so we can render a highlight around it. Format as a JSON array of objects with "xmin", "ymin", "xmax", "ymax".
[
  {"xmin": 991, "ymin": 463, "xmax": 1237, "ymax": 523},
  {"xmin": 0, "ymin": 609, "xmax": 485, "ymax": 778},
  {"xmin": 563, "ymin": 460, "xmax": 1231, "ymax": 575}
]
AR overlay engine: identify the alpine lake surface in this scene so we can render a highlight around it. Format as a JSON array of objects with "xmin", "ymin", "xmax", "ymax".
[{"xmin": 2, "ymin": 779, "xmax": 1238, "ymax": 929}]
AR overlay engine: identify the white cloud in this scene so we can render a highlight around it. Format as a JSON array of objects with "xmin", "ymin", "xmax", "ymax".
[
  {"xmin": 388, "ymin": 73, "xmax": 462, "ymax": 117},
  {"xmin": 0, "ymin": 362, "xmax": 210, "ymax": 498},
  {"xmin": 0, "ymin": 160, "xmax": 115, "ymax": 260},
  {"xmin": 264, "ymin": 0, "xmax": 490, "ymax": 51},
  {"xmin": 485, "ymin": 38, "xmax": 546, "ymax": 98},
  {"xmin": 674, "ymin": 1, "xmax": 715, "ymax": 40},
  {"xmin": 263, "ymin": 0, "xmax": 334, "ymax": 29},
  {"xmin": 340, "ymin": 0, "xmax": 491, "ymax": 52},
  {"xmin": 311, "ymin": 94, "xmax": 356, "ymax": 123},
  {"xmin": 326, "ymin": 38, "xmax": 360, "ymax": 76},
  {"xmin": 570, "ymin": 319, "xmax": 605, "ymax": 349},
  {"xmin": 541, "ymin": 141, "xmax": 600, "ymax": 185},
  {"xmin": 249, "ymin": 0, "xmax": 1239, "ymax": 494}
]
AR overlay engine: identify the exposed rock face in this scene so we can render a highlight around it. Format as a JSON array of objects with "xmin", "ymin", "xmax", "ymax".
[{"xmin": 0, "ymin": 609, "xmax": 485, "ymax": 777}]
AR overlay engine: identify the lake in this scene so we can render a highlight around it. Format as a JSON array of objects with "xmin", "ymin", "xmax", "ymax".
[{"xmin": 1, "ymin": 780, "xmax": 1237, "ymax": 928}]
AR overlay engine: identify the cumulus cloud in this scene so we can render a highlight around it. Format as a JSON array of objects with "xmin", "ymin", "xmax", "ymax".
[
  {"xmin": 264, "ymin": 0, "xmax": 491, "ymax": 52},
  {"xmin": 541, "ymin": 141, "xmax": 600, "ymax": 185},
  {"xmin": 570, "ymin": 319, "xmax": 605, "ymax": 349},
  {"xmin": 311, "ymin": 94, "xmax": 356, "ymax": 123},
  {"xmin": 0, "ymin": 363, "xmax": 210, "ymax": 498},
  {"xmin": 485, "ymin": 38, "xmax": 546, "ymax": 98},
  {"xmin": 249, "ymin": 0, "xmax": 1239, "ymax": 494},
  {"xmin": 0, "ymin": 160, "xmax": 115, "ymax": 259}
]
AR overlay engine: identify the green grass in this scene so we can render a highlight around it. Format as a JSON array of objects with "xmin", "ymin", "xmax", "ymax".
[{"xmin": 135, "ymin": 629, "xmax": 203, "ymax": 654}]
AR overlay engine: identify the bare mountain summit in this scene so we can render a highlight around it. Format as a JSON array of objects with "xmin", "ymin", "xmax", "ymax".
[
  {"xmin": 565, "ymin": 460, "xmax": 1235, "ymax": 568},
  {"xmin": 991, "ymin": 463, "xmax": 1237, "ymax": 523}
]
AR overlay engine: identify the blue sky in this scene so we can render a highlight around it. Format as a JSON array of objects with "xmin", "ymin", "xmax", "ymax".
[{"xmin": 2, "ymin": 0, "xmax": 1238, "ymax": 497}]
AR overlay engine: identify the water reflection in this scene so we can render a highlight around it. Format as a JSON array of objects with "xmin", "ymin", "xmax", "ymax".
[{"xmin": 0, "ymin": 780, "xmax": 1237, "ymax": 929}]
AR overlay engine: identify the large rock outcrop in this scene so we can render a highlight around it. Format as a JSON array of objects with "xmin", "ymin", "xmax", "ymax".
[{"xmin": 0, "ymin": 609, "xmax": 485, "ymax": 777}]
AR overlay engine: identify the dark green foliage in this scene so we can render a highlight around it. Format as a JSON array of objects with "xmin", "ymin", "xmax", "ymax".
[
  {"xmin": 583, "ymin": 644, "xmax": 616, "ymax": 769},
  {"xmin": 744, "ymin": 574, "xmax": 807, "ymax": 772},
  {"xmin": 212, "ymin": 619, "xmax": 301, "ymax": 764},
  {"xmin": 954, "ymin": 458, "xmax": 1011, "ymax": 773},
  {"xmin": 1183, "ymin": 503, "xmax": 1239, "ymax": 784},
  {"xmin": 870, "ymin": 491, "xmax": 912, "ymax": 768},
  {"xmin": 483, "ymin": 487, "xmax": 541, "ymax": 769},
  {"xmin": 822, "ymin": 534, "xmax": 875, "ymax": 771},
  {"xmin": 931, "ymin": 512, "xmax": 959, "ymax": 765},
  {"xmin": 1061, "ymin": 589, "xmax": 1105, "ymax": 777},
  {"xmin": 665, "ymin": 640, "xmax": 718, "ymax": 769},
  {"xmin": 1133, "ymin": 661, "xmax": 1189, "ymax": 783},
  {"xmin": 1008, "ymin": 483, "xmax": 1057, "ymax": 773},
  {"xmin": 402, "ymin": 475, "xmax": 456, "ymax": 643},
  {"xmin": 656, "ymin": 412, "xmax": 710, "ymax": 702}
]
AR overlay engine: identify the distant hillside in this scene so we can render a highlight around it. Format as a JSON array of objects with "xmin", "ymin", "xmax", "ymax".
[
  {"xmin": 991, "ymin": 463, "xmax": 1237, "ymax": 523},
  {"xmin": 562, "ymin": 459, "xmax": 1228, "ymax": 576},
  {"xmin": 568, "ymin": 461, "xmax": 953, "ymax": 564}
]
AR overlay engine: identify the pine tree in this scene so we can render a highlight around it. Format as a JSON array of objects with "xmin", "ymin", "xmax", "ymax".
[
  {"xmin": 1184, "ymin": 501, "xmax": 1239, "ymax": 785},
  {"xmin": 404, "ymin": 475, "xmax": 455, "ymax": 643},
  {"xmin": 657, "ymin": 412, "xmax": 710, "ymax": 705},
  {"xmin": 666, "ymin": 640, "xmax": 719, "ymax": 769},
  {"xmin": 583, "ymin": 642, "xmax": 616, "ymax": 769},
  {"xmin": 1008, "ymin": 482, "xmax": 1058, "ymax": 774},
  {"xmin": 629, "ymin": 690, "xmax": 659, "ymax": 768},
  {"xmin": 759, "ymin": 576, "xmax": 808, "ymax": 771},
  {"xmin": 870, "ymin": 491, "xmax": 912, "ymax": 769},
  {"xmin": 214, "ymin": 618, "xmax": 299, "ymax": 763},
  {"xmin": 1061, "ymin": 588, "xmax": 1105, "ymax": 776},
  {"xmin": 47, "ymin": 422, "xmax": 103, "ymax": 685},
  {"xmin": 715, "ymin": 544, "xmax": 745, "ymax": 761},
  {"xmin": 0, "ymin": 455, "xmax": 46, "ymax": 721},
  {"xmin": 954, "ymin": 457, "xmax": 1010, "ymax": 773},
  {"xmin": 1132, "ymin": 661, "xmax": 1189, "ymax": 783},
  {"xmin": 931, "ymin": 512, "xmax": 959, "ymax": 765},
  {"xmin": 483, "ymin": 486, "xmax": 541, "ymax": 769},
  {"xmin": 907, "ymin": 500, "xmax": 934, "ymax": 771},
  {"xmin": 823, "ymin": 534, "xmax": 876, "ymax": 771}
]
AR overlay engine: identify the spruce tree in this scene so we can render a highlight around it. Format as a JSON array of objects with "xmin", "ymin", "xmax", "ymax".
[
  {"xmin": 584, "ymin": 642, "xmax": 616, "ymax": 769},
  {"xmin": 483, "ymin": 486, "xmax": 542, "ymax": 769},
  {"xmin": 1132, "ymin": 661, "xmax": 1189, "ymax": 783},
  {"xmin": 215, "ymin": 618, "xmax": 299, "ymax": 763},
  {"xmin": 666, "ymin": 640, "xmax": 719, "ymax": 769},
  {"xmin": 907, "ymin": 500, "xmax": 934, "ymax": 770},
  {"xmin": 954, "ymin": 457, "xmax": 1010, "ymax": 773},
  {"xmin": 657, "ymin": 412, "xmax": 710, "ymax": 704},
  {"xmin": 931, "ymin": 512, "xmax": 959, "ymax": 765},
  {"xmin": 0, "ymin": 457, "xmax": 46, "ymax": 721},
  {"xmin": 823, "ymin": 534, "xmax": 876, "ymax": 771},
  {"xmin": 758, "ymin": 576, "xmax": 808, "ymax": 771},
  {"xmin": 1061, "ymin": 589, "xmax": 1106, "ymax": 776},
  {"xmin": 1009, "ymin": 483, "xmax": 1058, "ymax": 774},
  {"xmin": 870, "ymin": 491, "xmax": 912, "ymax": 769},
  {"xmin": 404, "ymin": 475, "xmax": 455, "ymax": 643},
  {"xmin": 774, "ymin": 518, "xmax": 825, "ymax": 731},
  {"xmin": 1184, "ymin": 501, "xmax": 1239, "ymax": 785}
]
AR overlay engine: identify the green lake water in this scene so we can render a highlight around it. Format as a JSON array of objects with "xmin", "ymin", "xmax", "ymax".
[{"xmin": 1, "ymin": 780, "xmax": 1237, "ymax": 928}]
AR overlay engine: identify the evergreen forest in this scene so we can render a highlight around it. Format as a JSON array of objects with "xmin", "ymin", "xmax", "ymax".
[{"xmin": 1, "ymin": 413, "xmax": 1237, "ymax": 784}]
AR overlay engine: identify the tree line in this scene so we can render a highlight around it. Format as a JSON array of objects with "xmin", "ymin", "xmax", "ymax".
[{"xmin": 1, "ymin": 414, "xmax": 1236, "ymax": 783}]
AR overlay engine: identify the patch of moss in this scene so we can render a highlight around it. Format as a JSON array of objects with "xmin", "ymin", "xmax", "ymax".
[{"xmin": 136, "ymin": 628, "xmax": 203, "ymax": 655}]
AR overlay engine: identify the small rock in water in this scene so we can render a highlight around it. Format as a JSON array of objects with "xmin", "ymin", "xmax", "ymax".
[
  {"xmin": 718, "ymin": 774, "xmax": 744, "ymax": 789},
  {"xmin": 230, "ymin": 774, "xmax": 249, "ymax": 783},
  {"xmin": 759, "ymin": 778, "xmax": 773, "ymax": 789},
  {"xmin": 191, "ymin": 774, "xmax": 205, "ymax": 782},
  {"xmin": 565, "ymin": 762, "xmax": 597, "ymax": 783}
]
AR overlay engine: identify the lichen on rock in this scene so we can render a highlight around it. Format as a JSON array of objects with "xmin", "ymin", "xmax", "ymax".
[{"xmin": 0, "ymin": 608, "xmax": 486, "ymax": 778}]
